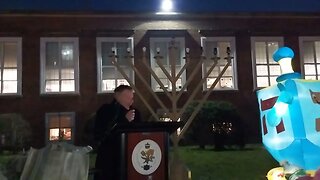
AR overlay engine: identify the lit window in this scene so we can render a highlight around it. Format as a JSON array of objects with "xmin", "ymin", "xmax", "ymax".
[
  {"xmin": 46, "ymin": 112, "xmax": 75, "ymax": 143},
  {"xmin": 97, "ymin": 37, "xmax": 134, "ymax": 92},
  {"xmin": 150, "ymin": 37, "xmax": 186, "ymax": 91},
  {"xmin": 251, "ymin": 37, "xmax": 283, "ymax": 88},
  {"xmin": 40, "ymin": 38, "xmax": 79, "ymax": 94},
  {"xmin": 299, "ymin": 37, "xmax": 320, "ymax": 80},
  {"xmin": 201, "ymin": 37, "xmax": 237, "ymax": 90},
  {"xmin": 0, "ymin": 38, "xmax": 22, "ymax": 95}
]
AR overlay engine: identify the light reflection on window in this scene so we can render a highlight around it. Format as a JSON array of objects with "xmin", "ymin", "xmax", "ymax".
[
  {"xmin": 49, "ymin": 128, "xmax": 72, "ymax": 141},
  {"xmin": 201, "ymin": 37, "xmax": 237, "ymax": 90},
  {"xmin": 301, "ymin": 40, "xmax": 320, "ymax": 80},
  {"xmin": 46, "ymin": 113, "xmax": 74, "ymax": 142},
  {"xmin": 150, "ymin": 38, "xmax": 186, "ymax": 92},
  {"xmin": 42, "ymin": 38, "xmax": 78, "ymax": 93},
  {"xmin": 0, "ymin": 40, "xmax": 20, "ymax": 94},
  {"xmin": 98, "ymin": 38, "xmax": 134, "ymax": 92},
  {"xmin": 253, "ymin": 40, "xmax": 281, "ymax": 88}
]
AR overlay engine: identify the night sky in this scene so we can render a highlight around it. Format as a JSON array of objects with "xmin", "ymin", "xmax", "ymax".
[{"xmin": 0, "ymin": 0, "xmax": 319, "ymax": 13}]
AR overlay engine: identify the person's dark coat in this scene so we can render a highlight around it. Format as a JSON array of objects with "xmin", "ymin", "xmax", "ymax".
[{"xmin": 94, "ymin": 99, "xmax": 141, "ymax": 180}]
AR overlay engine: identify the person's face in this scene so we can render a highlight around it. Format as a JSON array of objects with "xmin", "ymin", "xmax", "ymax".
[{"xmin": 115, "ymin": 89, "xmax": 134, "ymax": 108}]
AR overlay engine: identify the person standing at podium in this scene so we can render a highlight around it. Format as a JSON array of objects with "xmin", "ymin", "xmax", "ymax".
[{"xmin": 94, "ymin": 85, "xmax": 141, "ymax": 180}]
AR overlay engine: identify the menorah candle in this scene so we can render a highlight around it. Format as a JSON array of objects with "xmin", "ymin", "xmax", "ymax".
[
  {"xmin": 213, "ymin": 47, "xmax": 219, "ymax": 57},
  {"xmin": 111, "ymin": 47, "xmax": 116, "ymax": 53},
  {"xmin": 226, "ymin": 47, "xmax": 231, "ymax": 55}
]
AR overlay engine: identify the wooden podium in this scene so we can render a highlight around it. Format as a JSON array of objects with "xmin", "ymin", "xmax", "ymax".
[{"xmin": 111, "ymin": 122, "xmax": 181, "ymax": 180}]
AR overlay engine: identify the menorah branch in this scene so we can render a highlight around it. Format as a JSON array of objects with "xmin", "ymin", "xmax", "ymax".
[
  {"xmin": 178, "ymin": 59, "xmax": 232, "ymax": 140},
  {"xmin": 111, "ymin": 59, "xmax": 160, "ymax": 121},
  {"xmin": 175, "ymin": 62, "xmax": 188, "ymax": 83},
  {"xmin": 176, "ymin": 56, "xmax": 205, "ymax": 100},
  {"xmin": 155, "ymin": 58, "xmax": 175, "ymax": 84},
  {"xmin": 126, "ymin": 56, "xmax": 171, "ymax": 117},
  {"xmin": 176, "ymin": 58, "xmax": 219, "ymax": 119},
  {"xmin": 142, "ymin": 55, "xmax": 173, "ymax": 101}
]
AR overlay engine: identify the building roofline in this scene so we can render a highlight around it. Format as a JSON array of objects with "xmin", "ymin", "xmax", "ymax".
[{"xmin": 0, "ymin": 11, "xmax": 320, "ymax": 19}]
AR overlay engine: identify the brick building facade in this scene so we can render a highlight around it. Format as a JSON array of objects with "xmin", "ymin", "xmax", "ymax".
[{"xmin": 0, "ymin": 12, "xmax": 320, "ymax": 147}]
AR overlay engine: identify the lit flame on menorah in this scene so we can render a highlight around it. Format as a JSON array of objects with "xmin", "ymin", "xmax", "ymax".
[{"xmin": 110, "ymin": 38, "xmax": 233, "ymax": 148}]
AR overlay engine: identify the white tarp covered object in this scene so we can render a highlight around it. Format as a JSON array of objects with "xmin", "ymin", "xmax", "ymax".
[
  {"xmin": 0, "ymin": 170, "xmax": 7, "ymax": 180},
  {"xmin": 20, "ymin": 142, "xmax": 92, "ymax": 180}
]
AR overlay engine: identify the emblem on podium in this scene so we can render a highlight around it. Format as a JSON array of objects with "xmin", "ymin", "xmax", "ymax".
[{"xmin": 132, "ymin": 139, "xmax": 162, "ymax": 175}]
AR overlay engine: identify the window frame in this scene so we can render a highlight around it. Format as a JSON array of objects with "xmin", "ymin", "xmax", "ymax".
[
  {"xmin": 200, "ymin": 36, "xmax": 238, "ymax": 91},
  {"xmin": 96, "ymin": 37, "xmax": 134, "ymax": 93},
  {"xmin": 299, "ymin": 36, "xmax": 320, "ymax": 79},
  {"xmin": 251, "ymin": 36, "xmax": 284, "ymax": 89},
  {"xmin": 45, "ymin": 112, "xmax": 75, "ymax": 144},
  {"xmin": 0, "ymin": 37, "xmax": 22, "ymax": 96},
  {"xmin": 149, "ymin": 37, "xmax": 186, "ymax": 92},
  {"xmin": 40, "ymin": 37, "xmax": 80, "ymax": 95}
]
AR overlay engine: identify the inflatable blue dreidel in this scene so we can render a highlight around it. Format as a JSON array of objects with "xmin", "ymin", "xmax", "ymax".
[{"xmin": 256, "ymin": 46, "xmax": 320, "ymax": 171}]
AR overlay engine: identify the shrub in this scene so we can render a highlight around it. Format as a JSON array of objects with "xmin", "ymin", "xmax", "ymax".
[
  {"xmin": 182, "ymin": 101, "xmax": 245, "ymax": 150},
  {"xmin": 0, "ymin": 114, "xmax": 32, "ymax": 152},
  {"xmin": 81, "ymin": 113, "xmax": 98, "ymax": 149}
]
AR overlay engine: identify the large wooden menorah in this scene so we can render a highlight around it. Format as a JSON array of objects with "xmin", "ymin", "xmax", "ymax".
[
  {"xmin": 110, "ymin": 39, "xmax": 233, "ymax": 144},
  {"xmin": 110, "ymin": 38, "xmax": 233, "ymax": 178}
]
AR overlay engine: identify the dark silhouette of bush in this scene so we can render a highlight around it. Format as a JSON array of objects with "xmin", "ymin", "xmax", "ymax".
[
  {"xmin": 81, "ymin": 113, "xmax": 99, "ymax": 150},
  {"xmin": 0, "ymin": 113, "xmax": 32, "ymax": 152},
  {"xmin": 182, "ymin": 101, "xmax": 245, "ymax": 150}
]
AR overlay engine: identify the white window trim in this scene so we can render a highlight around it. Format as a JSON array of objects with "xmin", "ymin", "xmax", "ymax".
[
  {"xmin": 150, "ymin": 37, "xmax": 186, "ymax": 92},
  {"xmin": 45, "ymin": 112, "xmax": 75, "ymax": 144},
  {"xmin": 200, "ymin": 36, "xmax": 238, "ymax": 91},
  {"xmin": 96, "ymin": 37, "xmax": 134, "ymax": 93},
  {"xmin": 299, "ymin": 36, "xmax": 320, "ymax": 78},
  {"xmin": 251, "ymin": 36, "xmax": 284, "ymax": 89},
  {"xmin": 0, "ymin": 37, "xmax": 22, "ymax": 96},
  {"xmin": 40, "ymin": 37, "xmax": 80, "ymax": 95}
]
